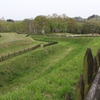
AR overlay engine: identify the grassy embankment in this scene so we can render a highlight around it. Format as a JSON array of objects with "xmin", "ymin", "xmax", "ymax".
[
  {"xmin": 0, "ymin": 33, "xmax": 41, "ymax": 56},
  {"xmin": 0, "ymin": 33, "xmax": 100, "ymax": 100}
]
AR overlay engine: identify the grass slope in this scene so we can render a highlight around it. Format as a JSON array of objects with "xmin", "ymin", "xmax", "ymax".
[
  {"xmin": 0, "ymin": 35, "xmax": 100, "ymax": 100},
  {"xmin": 0, "ymin": 33, "xmax": 41, "ymax": 56}
]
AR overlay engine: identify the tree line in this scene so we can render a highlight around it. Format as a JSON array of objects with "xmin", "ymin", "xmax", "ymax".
[{"xmin": 0, "ymin": 14, "xmax": 100, "ymax": 34}]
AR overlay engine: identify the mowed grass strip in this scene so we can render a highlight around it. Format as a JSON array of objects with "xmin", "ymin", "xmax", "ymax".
[{"xmin": 0, "ymin": 35, "xmax": 100, "ymax": 100}]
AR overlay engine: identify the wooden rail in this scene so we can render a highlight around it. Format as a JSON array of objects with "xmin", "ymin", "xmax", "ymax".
[
  {"xmin": 0, "ymin": 44, "xmax": 41, "ymax": 62},
  {"xmin": 43, "ymin": 42, "xmax": 58, "ymax": 47}
]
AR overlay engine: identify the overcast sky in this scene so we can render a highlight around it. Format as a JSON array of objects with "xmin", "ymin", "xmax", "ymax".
[{"xmin": 0, "ymin": 0, "xmax": 100, "ymax": 20}]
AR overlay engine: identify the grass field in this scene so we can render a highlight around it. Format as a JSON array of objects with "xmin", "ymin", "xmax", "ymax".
[
  {"xmin": 0, "ymin": 33, "xmax": 100, "ymax": 100},
  {"xmin": 0, "ymin": 33, "xmax": 42, "ymax": 56}
]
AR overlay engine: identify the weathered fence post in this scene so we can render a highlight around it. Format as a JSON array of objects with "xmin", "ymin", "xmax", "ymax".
[
  {"xmin": 85, "ymin": 49, "xmax": 100, "ymax": 100},
  {"xmin": 24, "ymin": 49, "xmax": 25, "ymax": 53},
  {"xmin": 85, "ymin": 67, "xmax": 100, "ymax": 100},
  {"xmin": 76, "ymin": 75, "xmax": 84, "ymax": 100},
  {"xmin": 1, "ymin": 56, "xmax": 4, "ymax": 61},
  {"xmin": 83, "ymin": 48, "xmax": 93, "ymax": 97},
  {"xmin": 8, "ymin": 53, "xmax": 9, "ymax": 57},
  {"xmin": 28, "ymin": 48, "xmax": 30, "ymax": 51},
  {"xmin": 96, "ymin": 49, "xmax": 100, "ymax": 68},
  {"xmin": 93, "ymin": 56, "xmax": 98, "ymax": 78},
  {"xmin": 0, "ymin": 57, "xmax": 2, "ymax": 62},
  {"xmin": 65, "ymin": 92, "xmax": 72, "ymax": 100},
  {"xmin": 14, "ymin": 52, "xmax": 16, "ymax": 56}
]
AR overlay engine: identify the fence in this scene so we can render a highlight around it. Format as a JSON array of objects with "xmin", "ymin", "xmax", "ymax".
[
  {"xmin": 0, "ymin": 42, "xmax": 58, "ymax": 62},
  {"xmin": 43, "ymin": 42, "xmax": 58, "ymax": 47},
  {"xmin": 65, "ymin": 48, "xmax": 100, "ymax": 100},
  {"xmin": 0, "ymin": 44, "xmax": 41, "ymax": 62}
]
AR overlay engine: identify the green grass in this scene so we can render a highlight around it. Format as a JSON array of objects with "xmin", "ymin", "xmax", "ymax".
[
  {"xmin": 0, "ymin": 33, "xmax": 43, "ymax": 56},
  {"xmin": 0, "ymin": 34, "xmax": 100, "ymax": 100}
]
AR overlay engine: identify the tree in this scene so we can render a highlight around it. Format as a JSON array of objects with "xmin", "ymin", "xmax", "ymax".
[
  {"xmin": 7, "ymin": 19, "xmax": 14, "ymax": 23},
  {"xmin": 81, "ymin": 21, "xmax": 99, "ymax": 34},
  {"xmin": 49, "ymin": 17, "xmax": 60, "ymax": 33},
  {"xmin": 1, "ymin": 21, "xmax": 15, "ymax": 32},
  {"xmin": 33, "ymin": 15, "xmax": 49, "ymax": 34},
  {"xmin": 67, "ymin": 18, "xmax": 78, "ymax": 34},
  {"xmin": 52, "ymin": 13, "xmax": 58, "ymax": 18},
  {"xmin": 14, "ymin": 21, "xmax": 24, "ymax": 34},
  {"xmin": 21, "ymin": 19, "xmax": 32, "ymax": 34}
]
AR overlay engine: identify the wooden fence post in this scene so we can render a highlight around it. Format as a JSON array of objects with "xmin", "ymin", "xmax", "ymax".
[
  {"xmin": 65, "ymin": 92, "xmax": 72, "ymax": 100},
  {"xmin": 85, "ymin": 67, "xmax": 100, "ymax": 100},
  {"xmin": 83, "ymin": 48, "xmax": 93, "ymax": 97},
  {"xmin": 14, "ymin": 52, "xmax": 16, "ymax": 56},
  {"xmin": 76, "ymin": 75, "xmax": 84, "ymax": 100},
  {"xmin": 24, "ymin": 49, "xmax": 25, "ymax": 53},
  {"xmin": 96, "ymin": 49, "xmax": 100, "ymax": 68},
  {"xmin": 19, "ymin": 50, "xmax": 21, "ymax": 54},
  {"xmin": 1, "ymin": 56, "xmax": 4, "ymax": 61},
  {"xmin": 28, "ymin": 48, "xmax": 30, "ymax": 51},
  {"xmin": 93, "ymin": 56, "xmax": 98, "ymax": 78},
  {"xmin": 0, "ymin": 57, "xmax": 2, "ymax": 62},
  {"xmin": 8, "ymin": 53, "xmax": 9, "ymax": 57}
]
